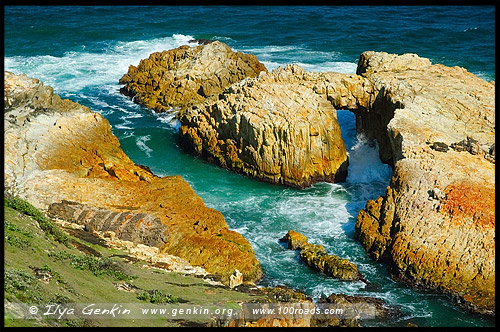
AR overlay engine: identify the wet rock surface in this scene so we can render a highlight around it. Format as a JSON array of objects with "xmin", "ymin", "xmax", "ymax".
[{"xmin": 280, "ymin": 230, "xmax": 364, "ymax": 281}]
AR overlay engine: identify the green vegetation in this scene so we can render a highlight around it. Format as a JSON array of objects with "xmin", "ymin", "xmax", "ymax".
[
  {"xmin": 3, "ymin": 195, "xmax": 266, "ymax": 327},
  {"xmin": 5, "ymin": 196, "xmax": 69, "ymax": 246},
  {"xmin": 4, "ymin": 268, "xmax": 44, "ymax": 304},
  {"xmin": 48, "ymin": 251, "xmax": 134, "ymax": 281},
  {"xmin": 137, "ymin": 289, "xmax": 179, "ymax": 304}
]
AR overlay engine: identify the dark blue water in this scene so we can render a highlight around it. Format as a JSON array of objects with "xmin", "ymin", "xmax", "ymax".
[{"xmin": 4, "ymin": 6, "xmax": 495, "ymax": 327}]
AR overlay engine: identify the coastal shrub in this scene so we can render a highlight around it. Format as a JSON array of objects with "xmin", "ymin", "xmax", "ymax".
[
  {"xmin": 38, "ymin": 264, "xmax": 67, "ymax": 285},
  {"xmin": 137, "ymin": 289, "xmax": 178, "ymax": 304},
  {"xmin": 5, "ymin": 219, "xmax": 33, "ymax": 248},
  {"xmin": 50, "ymin": 293, "xmax": 71, "ymax": 304},
  {"xmin": 48, "ymin": 251, "xmax": 135, "ymax": 281},
  {"xmin": 62, "ymin": 319, "xmax": 95, "ymax": 327},
  {"xmin": 5, "ymin": 233, "xmax": 32, "ymax": 248},
  {"xmin": 4, "ymin": 268, "xmax": 43, "ymax": 304},
  {"xmin": 4, "ymin": 196, "xmax": 70, "ymax": 246}
]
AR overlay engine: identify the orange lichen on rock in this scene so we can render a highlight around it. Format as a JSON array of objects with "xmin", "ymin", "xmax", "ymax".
[
  {"xmin": 4, "ymin": 71, "xmax": 263, "ymax": 285},
  {"xmin": 440, "ymin": 181, "xmax": 495, "ymax": 228}
]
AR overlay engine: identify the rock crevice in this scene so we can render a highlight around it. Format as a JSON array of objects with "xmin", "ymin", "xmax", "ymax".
[{"xmin": 352, "ymin": 51, "xmax": 495, "ymax": 315}]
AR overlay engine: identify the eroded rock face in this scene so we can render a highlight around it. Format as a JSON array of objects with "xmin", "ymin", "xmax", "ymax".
[
  {"xmin": 210, "ymin": 285, "xmax": 315, "ymax": 327},
  {"xmin": 312, "ymin": 293, "xmax": 400, "ymax": 327},
  {"xmin": 179, "ymin": 65, "xmax": 349, "ymax": 188},
  {"xmin": 47, "ymin": 200, "xmax": 169, "ymax": 248},
  {"xmin": 212, "ymin": 286, "xmax": 397, "ymax": 327},
  {"xmin": 4, "ymin": 71, "xmax": 262, "ymax": 284},
  {"xmin": 280, "ymin": 229, "xmax": 308, "ymax": 250},
  {"xmin": 119, "ymin": 41, "xmax": 267, "ymax": 112},
  {"xmin": 352, "ymin": 52, "xmax": 495, "ymax": 315}
]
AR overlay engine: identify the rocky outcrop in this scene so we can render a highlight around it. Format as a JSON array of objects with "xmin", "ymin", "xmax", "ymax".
[
  {"xmin": 212, "ymin": 286, "xmax": 397, "ymax": 327},
  {"xmin": 211, "ymin": 285, "xmax": 314, "ymax": 327},
  {"xmin": 281, "ymin": 230, "xmax": 308, "ymax": 250},
  {"xmin": 179, "ymin": 65, "xmax": 349, "ymax": 188},
  {"xmin": 47, "ymin": 200, "xmax": 169, "ymax": 248},
  {"xmin": 352, "ymin": 52, "xmax": 495, "ymax": 315},
  {"xmin": 4, "ymin": 71, "xmax": 262, "ymax": 284},
  {"xmin": 119, "ymin": 41, "xmax": 267, "ymax": 113},
  {"xmin": 280, "ymin": 230, "xmax": 364, "ymax": 281},
  {"xmin": 312, "ymin": 293, "xmax": 400, "ymax": 327},
  {"xmin": 120, "ymin": 44, "xmax": 494, "ymax": 314}
]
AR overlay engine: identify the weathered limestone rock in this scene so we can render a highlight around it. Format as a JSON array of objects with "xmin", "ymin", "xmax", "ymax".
[
  {"xmin": 179, "ymin": 65, "xmax": 349, "ymax": 188},
  {"xmin": 4, "ymin": 71, "xmax": 262, "ymax": 284},
  {"xmin": 280, "ymin": 230, "xmax": 364, "ymax": 281},
  {"xmin": 229, "ymin": 269, "xmax": 243, "ymax": 289},
  {"xmin": 119, "ymin": 41, "xmax": 267, "ymax": 113},
  {"xmin": 280, "ymin": 229, "xmax": 308, "ymax": 250},
  {"xmin": 312, "ymin": 293, "xmax": 400, "ymax": 327},
  {"xmin": 212, "ymin": 286, "xmax": 398, "ymax": 327},
  {"xmin": 210, "ymin": 285, "xmax": 315, "ymax": 327},
  {"xmin": 352, "ymin": 52, "xmax": 495, "ymax": 315},
  {"xmin": 47, "ymin": 200, "xmax": 169, "ymax": 248}
]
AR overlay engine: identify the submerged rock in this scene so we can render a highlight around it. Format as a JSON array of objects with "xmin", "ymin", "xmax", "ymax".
[
  {"xmin": 189, "ymin": 38, "xmax": 215, "ymax": 45},
  {"xmin": 4, "ymin": 71, "xmax": 262, "ymax": 285},
  {"xmin": 179, "ymin": 65, "xmax": 349, "ymax": 188},
  {"xmin": 281, "ymin": 230, "xmax": 363, "ymax": 281},
  {"xmin": 119, "ymin": 41, "xmax": 267, "ymax": 113}
]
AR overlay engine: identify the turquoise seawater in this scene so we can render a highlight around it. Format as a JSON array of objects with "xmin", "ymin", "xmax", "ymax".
[{"xmin": 4, "ymin": 6, "xmax": 495, "ymax": 327}]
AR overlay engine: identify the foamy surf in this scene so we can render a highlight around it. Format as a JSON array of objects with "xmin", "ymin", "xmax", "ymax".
[{"xmin": 135, "ymin": 135, "xmax": 153, "ymax": 158}]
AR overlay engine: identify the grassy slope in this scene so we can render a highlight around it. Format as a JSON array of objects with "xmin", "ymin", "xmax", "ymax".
[{"xmin": 4, "ymin": 198, "xmax": 265, "ymax": 327}]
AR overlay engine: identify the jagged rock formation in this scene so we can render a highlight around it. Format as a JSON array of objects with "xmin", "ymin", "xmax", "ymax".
[
  {"xmin": 280, "ymin": 230, "xmax": 364, "ymax": 281},
  {"xmin": 119, "ymin": 41, "xmax": 267, "ymax": 112},
  {"xmin": 179, "ymin": 65, "xmax": 350, "ymax": 188},
  {"xmin": 313, "ymin": 293, "xmax": 400, "ymax": 327},
  {"xmin": 352, "ymin": 52, "xmax": 495, "ymax": 315},
  {"xmin": 3, "ymin": 71, "xmax": 262, "ymax": 284},
  {"xmin": 211, "ymin": 285, "xmax": 314, "ymax": 327},
  {"xmin": 47, "ymin": 200, "xmax": 169, "ymax": 248},
  {"xmin": 110, "ymin": 41, "xmax": 497, "ymax": 315},
  {"xmin": 176, "ymin": 48, "xmax": 495, "ymax": 314},
  {"xmin": 212, "ymin": 286, "xmax": 397, "ymax": 327},
  {"xmin": 281, "ymin": 230, "xmax": 308, "ymax": 250}
]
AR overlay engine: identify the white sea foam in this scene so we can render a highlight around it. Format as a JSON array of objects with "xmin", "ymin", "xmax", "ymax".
[
  {"xmin": 241, "ymin": 45, "xmax": 302, "ymax": 54},
  {"xmin": 346, "ymin": 134, "xmax": 392, "ymax": 184},
  {"xmin": 136, "ymin": 135, "xmax": 153, "ymax": 157},
  {"xmin": 114, "ymin": 124, "xmax": 132, "ymax": 130},
  {"xmin": 293, "ymin": 61, "xmax": 357, "ymax": 73},
  {"xmin": 5, "ymin": 34, "xmax": 197, "ymax": 94},
  {"xmin": 155, "ymin": 109, "xmax": 181, "ymax": 130},
  {"xmin": 119, "ymin": 131, "xmax": 135, "ymax": 139}
]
